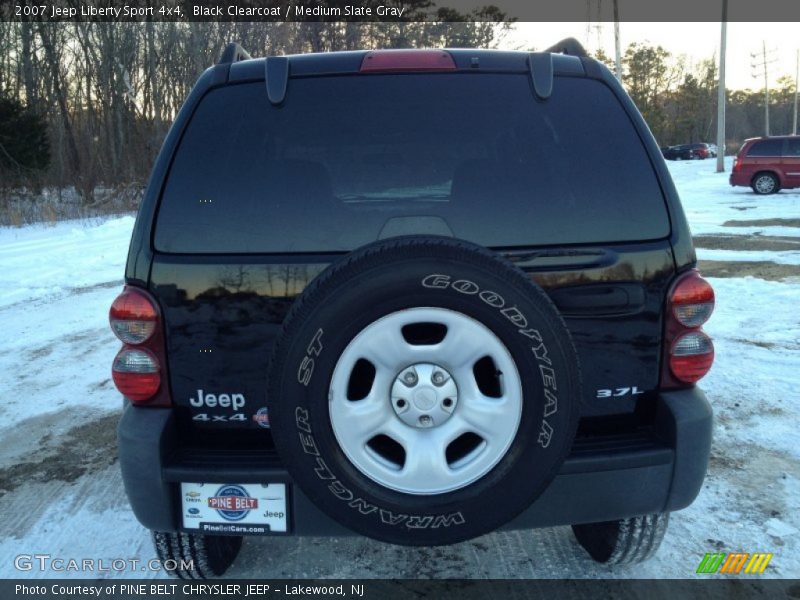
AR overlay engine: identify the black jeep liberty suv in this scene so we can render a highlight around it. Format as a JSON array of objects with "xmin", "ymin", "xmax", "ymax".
[{"xmin": 112, "ymin": 39, "xmax": 715, "ymax": 578}]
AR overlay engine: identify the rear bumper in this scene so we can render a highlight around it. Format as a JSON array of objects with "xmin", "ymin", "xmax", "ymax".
[
  {"xmin": 118, "ymin": 388, "xmax": 712, "ymax": 535},
  {"xmin": 730, "ymin": 172, "xmax": 750, "ymax": 187}
]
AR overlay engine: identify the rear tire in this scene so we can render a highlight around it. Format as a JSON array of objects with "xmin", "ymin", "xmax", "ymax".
[
  {"xmin": 152, "ymin": 531, "xmax": 242, "ymax": 579},
  {"xmin": 751, "ymin": 172, "xmax": 779, "ymax": 195},
  {"xmin": 572, "ymin": 513, "xmax": 669, "ymax": 565}
]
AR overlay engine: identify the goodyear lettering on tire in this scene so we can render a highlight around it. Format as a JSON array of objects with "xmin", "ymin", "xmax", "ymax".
[{"xmin": 421, "ymin": 274, "xmax": 558, "ymax": 448}]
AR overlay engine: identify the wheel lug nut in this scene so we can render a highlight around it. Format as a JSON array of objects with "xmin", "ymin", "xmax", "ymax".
[
  {"xmin": 432, "ymin": 371, "xmax": 446, "ymax": 385},
  {"xmin": 403, "ymin": 371, "xmax": 418, "ymax": 385},
  {"xmin": 418, "ymin": 415, "xmax": 433, "ymax": 427}
]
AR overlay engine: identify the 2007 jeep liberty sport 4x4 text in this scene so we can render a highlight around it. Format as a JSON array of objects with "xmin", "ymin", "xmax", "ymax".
[{"xmin": 111, "ymin": 39, "xmax": 715, "ymax": 578}]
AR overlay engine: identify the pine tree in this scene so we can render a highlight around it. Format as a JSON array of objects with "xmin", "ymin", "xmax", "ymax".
[{"xmin": 0, "ymin": 95, "xmax": 50, "ymax": 178}]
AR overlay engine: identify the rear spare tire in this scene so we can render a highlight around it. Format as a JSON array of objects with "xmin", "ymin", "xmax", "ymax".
[{"xmin": 267, "ymin": 236, "xmax": 581, "ymax": 545}]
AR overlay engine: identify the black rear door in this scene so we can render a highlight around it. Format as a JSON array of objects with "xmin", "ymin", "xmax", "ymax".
[{"xmin": 149, "ymin": 71, "xmax": 675, "ymax": 430}]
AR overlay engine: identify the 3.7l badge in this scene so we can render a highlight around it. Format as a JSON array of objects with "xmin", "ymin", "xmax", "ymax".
[{"xmin": 596, "ymin": 386, "xmax": 644, "ymax": 399}]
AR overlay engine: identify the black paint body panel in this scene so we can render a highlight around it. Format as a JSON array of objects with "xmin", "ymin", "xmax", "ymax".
[
  {"xmin": 150, "ymin": 240, "xmax": 674, "ymax": 428},
  {"xmin": 129, "ymin": 49, "xmax": 696, "ymax": 433}
]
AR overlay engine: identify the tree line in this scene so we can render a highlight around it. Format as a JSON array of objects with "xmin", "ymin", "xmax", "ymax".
[
  {"xmin": 0, "ymin": 16, "xmax": 509, "ymax": 201},
  {"xmin": 0, "ymin": 20, "xmax": 797, "ymax": 207},
  {"xmin": 595, "ymin": 43, "xmax": 797, "ymax": 152}
]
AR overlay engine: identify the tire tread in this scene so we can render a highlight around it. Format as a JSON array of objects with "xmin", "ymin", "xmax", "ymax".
[
  {"xmin": 151, "ymin": 531, "xmax": 242, "ymax": 579},
  {"xmin": 572, "ymin": 512, "xmax": 669, "ymax": 565}
]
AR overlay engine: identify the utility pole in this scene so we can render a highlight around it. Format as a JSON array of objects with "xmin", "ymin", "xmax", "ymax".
[
  {"xmin": 793, "ymin": 48, "xmax": 798, "ymax": 136},
  {"xmin": 585, "ymin": 0, "xmax": 592, "ymax": 49},
  {"xmin": 614, "ymin": 0, "xmax": 622, "ymax": 81},
  {"xmin": 751, "ymin": 42, "xmax": 777, "ymax": 136},
  {"xmin": 716, "ymin": 0, "xmax": 727, "ymax": 172},
  {"xmin": 595, "ymin": 0, "xmax": 603, "ymax": 50},
  {"xmin": 587, "ymin": 0, "xmax": 602, "ymax": 55},
  {"xmin": 763, "ymin": 41, "xmax": 770, "ymax": 136}
]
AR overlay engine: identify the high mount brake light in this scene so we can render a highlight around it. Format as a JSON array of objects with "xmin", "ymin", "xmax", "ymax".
[
  {"xmin": 662, "ymin": 270, "xmax": 716, "ymax": 387},
  {"xmin": 360, "ymin": 50, "xmax": 457, "ymax": 72},
  {"xmin": 109, "ymin": 286, "xmax": 171, "ymax": 406}
]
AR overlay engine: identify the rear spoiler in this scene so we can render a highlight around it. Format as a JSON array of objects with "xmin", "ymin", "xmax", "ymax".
[
  {"xmin": 218, "ymin": 37, "xmax": 589, "ymax": 66},
  {"xmin": 544, "ymin": 37, "xmax": 588, "ymax": 57},
  {"xmin": 218, "ymin": 42, "xmax": 251, "ymax": 64},
  {"xmin": 218, "ymin": 38, "xmax": 589, "ymax": 105},
  {"xmin": 528, "ymin": 37, "xmax": 588, "ymax": 100}
]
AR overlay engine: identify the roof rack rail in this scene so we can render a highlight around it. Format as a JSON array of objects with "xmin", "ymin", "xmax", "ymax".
[
  {"xmin": 544, "ymin": 37, "xmax": 588, "ymax": 57},
  {"xmin": 218, "ymin": 42, "xmax": 252, "ymax": 65}
]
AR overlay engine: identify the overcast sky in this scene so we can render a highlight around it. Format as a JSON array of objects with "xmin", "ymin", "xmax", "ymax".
[{"xmin": 502, "ymin": 22, "xmax": 799, "ymax": 91}]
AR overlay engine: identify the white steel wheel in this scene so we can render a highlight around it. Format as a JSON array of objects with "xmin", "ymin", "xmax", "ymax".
[{"xmin": 329, "ymin": 307, "xmax": 523, "ymax": 495}]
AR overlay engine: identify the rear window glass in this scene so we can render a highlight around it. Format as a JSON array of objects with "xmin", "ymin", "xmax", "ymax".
[
  {"xmin": 786, "ymin": 138, "xmax": 800, "ymax": 157},
  {"xmin": 155, "ymin": 74, "xmax": 670, "ymax": 253},
  {"xmin": 747, "ymin": 139, "xmax": 784, "ymax": 157}
]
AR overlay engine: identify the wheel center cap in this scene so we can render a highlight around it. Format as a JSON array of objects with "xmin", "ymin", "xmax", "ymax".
[
  {"xmin": 413, "ymin": 387, "xmax": 437, "ymax": 411},
  {"xmin": 391, "ymin": 363, "xmax": 458, "ymax": 429}
]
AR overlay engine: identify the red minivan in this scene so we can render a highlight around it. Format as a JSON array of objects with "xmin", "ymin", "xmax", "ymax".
[{"xmin": 730, "ymin": 135, "xmax": 800, "ymax": 194}]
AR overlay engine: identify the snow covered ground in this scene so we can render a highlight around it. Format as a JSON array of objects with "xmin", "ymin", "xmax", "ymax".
[{"xmin": 0, "ymin": 159, "xmax": 798, "ymax": 579}]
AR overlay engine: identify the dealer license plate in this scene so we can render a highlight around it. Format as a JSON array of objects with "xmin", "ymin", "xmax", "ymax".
[{"xmin": 181, "ymin": 482, "xmax": 287, "ymax": 534}]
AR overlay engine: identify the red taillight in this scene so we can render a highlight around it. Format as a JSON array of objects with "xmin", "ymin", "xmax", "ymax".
[
  {"xmin": 669, "ymin": 331, "xmax": 715, "ymax": 384},
  {"xmin": 732, "ymin": 158, "xmax": 742, "ymax": 173},
  {"xmin": 113, "ymin": 348, "xmax": 161, "ymax": 402},
  {"xmin": 110, "ymin": 288, "xmax": 157, "ymax": 344},
  {"xmin": 662, "ymin": 270, "xmax": 715, "ymax": 387},
  {"xmin": 360, "ymin": 50, "xmax": 456, "ymax": 72},
  {"xmin": 110, "ymin": 286, "xmax": 170, "ymax": 406},
  {"xmin": 671, "ymin": 272, "xmax": 714, "ymax": 327}
]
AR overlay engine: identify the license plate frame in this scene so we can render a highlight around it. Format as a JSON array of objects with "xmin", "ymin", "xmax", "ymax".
[{"xmin": 180, "ymin": 482, "xmax": 288, "ymax": 535}]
